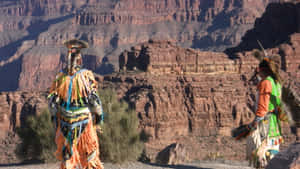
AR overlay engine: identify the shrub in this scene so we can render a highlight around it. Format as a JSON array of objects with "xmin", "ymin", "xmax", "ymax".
[
  {"xmin": 16, "ymin": 109, "xmax": 56, "ymax": 162},
  {"xmin": 16, "ymin": 88, "xmax": 144, "ymax": 164},
  {"xmin": 98, "ymin": 88, "xmax": 143, "ymax": 163}
]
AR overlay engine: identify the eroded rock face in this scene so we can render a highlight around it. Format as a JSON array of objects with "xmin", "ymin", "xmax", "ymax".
[
  {"xmin": 0, "ymin": 39, "xmax": 298, "ymax": 163},
  {"xmin": 102, "ymin": 39, "xmax": 299, "ymax": 161},
  {"xmin": 226, "ymin": 1, "xmax": 300, "ymax": 54},
  {"xmin": 0, "ymin": 91, "xmax": 47, "ymax": 139},
  {"xmin": 111, "ymin": 2, "xmax": 300, "ymax": 161},
  {"xmin": 120, "ymin": 40, "xmax": 240, "ymax": 74},
  {"xmin": 75, "ymin": 0, "xmax": 274, "ymax": 25},
  {"xmin": 0, "ymin": 1, "xmax": 299, "ymax": 163},
  {"xmin": 0, "ymin": 91, "xmax": 47, "ymax": 164},
  {"xmin": 0, "ymin": 0, "xmax": 279, "ymax": 91}
]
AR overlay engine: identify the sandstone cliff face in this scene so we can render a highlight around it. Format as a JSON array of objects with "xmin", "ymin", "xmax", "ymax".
[
  {"xmin": 1, "ymin": 38, "xmax": 298, "ymax": 163},
  {"xmin": 75, "ymin": 0, "xmax": 273, "ymax": 25},
  {"xmin": 0, "ymin": 0, "xmax": 299, "ymax": 163},
  {"xmin": 0, "ymin": 91, "xmax": 47, "ymax": 139},
  {"xmin": 119, "ymin": 40, "xmax": 240, "ymax": 74},
  {"xmin": 226, "ymin": 1, "xmax": 300, "ymax": 54},
  {"xmin": 0, "ymin": 90, "xmax": 48, "ymax": 164},
  {"xmin": 0, "ymin": 0, "xmax": 279, "ymax": 91},
  {"xmin": 0, "ymin": 0, "xmax": 85, "ymax": 17},
  {"xmin": 0, "ymin": 33, "xmax": 299, "ymax": 164},
  {"xmin": 101, "ymin": 39, "xmax": 298, "ymax": 160}
]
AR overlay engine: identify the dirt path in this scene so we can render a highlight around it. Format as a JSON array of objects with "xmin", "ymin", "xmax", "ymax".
[{"xmin": 0, "ymin": 161, "xmax": 254, "ymax": 169}]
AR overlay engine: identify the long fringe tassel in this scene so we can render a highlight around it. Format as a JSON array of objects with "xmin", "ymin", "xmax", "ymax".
[{"xmin": 77, "ymin": 115, "xmax": 103, "ymax": 169}]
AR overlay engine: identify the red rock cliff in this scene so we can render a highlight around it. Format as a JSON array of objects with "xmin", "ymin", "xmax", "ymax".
[
  {"xmin": 0, "ymin": 35, "xmax": 299, "ymax": 163},
  {"xmin": 0, "ymin": 0, "xmax": 279, "ymax": 91},
  {"xmin": 75, "ymin": 0, "xmax": 275, "ymax": 25},
  {"xmin": 101, "ymin": 39, "xmax": 298, "ymax": 160}
]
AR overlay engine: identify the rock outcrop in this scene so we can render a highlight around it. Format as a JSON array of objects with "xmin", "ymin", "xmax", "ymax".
[
  {"xmin": 266, "ymin": 143, "xmax": 300, "ymax": 169},
  {"xmin": 101, "ymin": 39, "xmax": 298, "ymax": 161},
  {"xmin": 0, "ymin": 91, "xmax": 47, "ymax": 164},
  {"xmin": 156, "ymin": 143, "xmax": 188, "ymax": 165},
  {"xmin": 0, "ymin": 91, "xmax": 47, "ymax": 139},
  {"xmin": 119, "ymin": 40, "xmax": 239, "ymax": 74}
]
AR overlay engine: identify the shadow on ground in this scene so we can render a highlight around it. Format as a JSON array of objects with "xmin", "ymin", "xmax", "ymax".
[
  {"xmin": 146, "ymin": 163, "xmax": 212, "ymax": 169},
  {"xmin": 0, "ymin": 159, "xmax": 43, "ymax": 167}
]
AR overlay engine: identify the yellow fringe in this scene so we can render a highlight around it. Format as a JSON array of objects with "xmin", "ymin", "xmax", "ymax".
[{"xmin": 49, "ymin": 70, "xmax": 98, "ymax": 103}]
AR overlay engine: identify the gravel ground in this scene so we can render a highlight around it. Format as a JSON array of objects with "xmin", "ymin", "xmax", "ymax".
[{"xmin": 0, "ymin": 161, "xmax": 254, "ymax": 169}]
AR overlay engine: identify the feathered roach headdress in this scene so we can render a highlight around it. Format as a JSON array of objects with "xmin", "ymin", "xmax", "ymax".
[
  {"xmin": 63, "ymin": 39, "xmax": 89, "ymax": 75},
  {"xmin": 254, "ymin": 40, "xmax": 282, "ymax": 84}
]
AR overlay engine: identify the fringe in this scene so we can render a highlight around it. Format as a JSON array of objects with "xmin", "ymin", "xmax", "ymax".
[
  {"xmin": 77, "ymin": 114, "xmax": 103, "ymax": 169},
  {"xmin": 51, "ymin": 69, "xmax": 103, "ymax": 169},
  {"xmin": 247, "ymin": 121, "xmax": 282, "ymax": 168},
  {"xmin": 49, "ymin": 70, "xmax": 95, "ymax": 104},
  {"xmin": 55, "ymin": 114, "xmax": 103, "ymax": 169}
]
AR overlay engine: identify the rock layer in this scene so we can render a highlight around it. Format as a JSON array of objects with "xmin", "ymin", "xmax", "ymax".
[
  {"xmin": 0, "ymin": 0, "xmax": 299, "ymax": 164},
  {"xmin": 0, "ymin": 91, "xmax": 47, "ymax": 139},
  {"xmin": 0, "ymin": 38, "xmax": 299, "ymax": 163},
  {"xmin": 101, "ymin": 39, "xmax": 299, "ymax": 160},
  {"xmin": 226, "ymin": 1, "xmax": 300, "ymax": 54},
  {"xmin": 0, "ymin": 0, "xmax": 279, "ymax": 91}
]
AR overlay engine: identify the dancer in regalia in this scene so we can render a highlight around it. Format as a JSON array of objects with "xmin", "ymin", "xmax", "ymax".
[
  {"xmin": 246, "ymin": 56, "xmax": 287, "ymax": 168},
  {"xmin": 48, "ymin": 39, "xmax": 103, "ymax": 169}
]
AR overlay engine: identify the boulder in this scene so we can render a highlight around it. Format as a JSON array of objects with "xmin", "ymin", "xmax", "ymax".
[
  {"xmin": 156, "ymin": 143, "xmax": 188, "ymax": 165},
  {"xmin": 266, "ymin": 143, "xmax": 300, "ymax": 169}
]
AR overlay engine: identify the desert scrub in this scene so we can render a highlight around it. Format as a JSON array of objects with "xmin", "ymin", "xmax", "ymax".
[
  {"xmin": 98, "ymin": 88, "xmax": 143, "ymax": 163},
  {"xmin": 16, "ymin": 88, "xmax": 143, "ymax": 163},
  {"xmin": 16, "ymin": 109, "xmax": 56, "ymax": 162}
]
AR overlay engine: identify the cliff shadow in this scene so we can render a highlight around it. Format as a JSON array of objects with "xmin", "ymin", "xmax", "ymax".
[
  {"xmin": 192, "ymin": 10, "xmax": 231, "ymax": 50},
  {"xmin": 192, "ymin": 35, "xmax": 215, "ymax": 49},
  {"xmin": 0, "ymin": 56, "xmax": 22, "ymax": 91},
  {"xmin": 207, "ymin": 11, "xmax": 231, "ymax": 33},
  {"xmin": 94, "ymin": 56, "xmax": 114, "ymax": 75},
  {"xmin": 82, "ymin": 54, "xmax": 98, "ymax": 70},
  {"xmin": 0, "ymin": 14, "xmax": 73, "ymax": 91},
  {"xmin": 225, "ymin": 2, "xmax": 300, "ymax": 55},
  {"xmin": 0, "ymin": 14, "xmax": 73, "ymax": 62}
]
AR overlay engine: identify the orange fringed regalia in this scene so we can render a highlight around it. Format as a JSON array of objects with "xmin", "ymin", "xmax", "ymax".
[{"xmin": 48, "ymin": 39, "xmax": 103, "ymax": 169}]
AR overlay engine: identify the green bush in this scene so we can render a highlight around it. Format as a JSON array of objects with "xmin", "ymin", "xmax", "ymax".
[
  {"xmin": 16, "ymin": 109, "xmax": 56, "ymax": 162},
  {"xmin": 98, "ymin": 88, "xmax": 143, "ymax": 163},
  {"xmin": 16, "ymin": 88, "xmax": 143, "ymax": 164}
]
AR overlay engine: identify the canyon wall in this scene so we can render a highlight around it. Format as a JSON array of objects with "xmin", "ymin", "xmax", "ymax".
[
  {"xmin": 0, "ymin": 0, "xmax": 299, "ymax": 164},
  {"xmin": 1, "ymin": 36, "xmax": 299, "ymax": 162},
  {"xmin": 0, "ymin": 0, "xmax": 279, "ymax": 91},
  {"xmin": 101, "ymin": 38, "xmax": 299, "ymax": 160}
]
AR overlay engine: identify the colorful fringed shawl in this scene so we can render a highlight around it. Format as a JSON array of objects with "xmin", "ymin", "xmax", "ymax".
[
  {"xmin": 48, "ymin": 68, "xmax": 100, "ymax": 162},
  {"xmin": 49, "ymin": 68, "xmax": 98, "ymax": 109}
]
